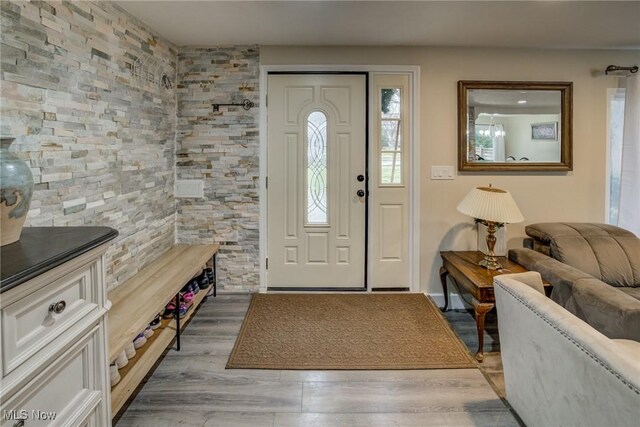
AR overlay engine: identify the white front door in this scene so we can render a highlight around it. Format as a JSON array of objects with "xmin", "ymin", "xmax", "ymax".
[{"xmin": 267, "ymin": 74, "xmax": 367, "ymax": 289}]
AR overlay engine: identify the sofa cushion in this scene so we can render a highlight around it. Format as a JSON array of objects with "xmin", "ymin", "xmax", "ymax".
[
  {"xmin": 569, "ymin": 278, "xmax": 640, "ymax": 341},
  {"xmin": 509, "ymin": 248, "xmax": 593, "ymax": 307},
  {"xmin": 612, "ymin": 339, "xmax": 640, "ymax": 355},
  {"xmin": 498, "ymin": 271, "xmax": 545, "ymax": 294},
  {"xmin": 525, "ymin": 223, "xmax": 640, "ymax": 288},
  {"xmin": 617, "ymin": 286, "xmax": 640, "ymax": 302}
]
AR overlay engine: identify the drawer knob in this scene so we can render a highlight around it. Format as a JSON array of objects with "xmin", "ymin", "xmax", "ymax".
[{"xmin": 49, "ymin": 300, "xmax": 67, "ymax": 314}]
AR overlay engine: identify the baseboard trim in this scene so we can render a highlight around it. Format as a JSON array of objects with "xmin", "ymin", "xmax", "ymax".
[
  {"xmin": 267, "ymin": 287, "xmax": 367, "ymax": 292},
  {"xmin": 428, "ymin": 293, "xmax": 468, "ymax": 310}
]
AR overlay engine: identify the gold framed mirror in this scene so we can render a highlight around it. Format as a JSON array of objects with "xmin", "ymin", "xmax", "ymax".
[{"xmin": 458, "ymin": 81, "xmax": 573, "ymax": 171}]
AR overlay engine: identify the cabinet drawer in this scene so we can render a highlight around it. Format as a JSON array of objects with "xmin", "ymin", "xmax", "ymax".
[
  {"xmin": 74, "ymin": 405, "xmax": 104, "ymax": 427},
  {"xmin": 1, "ymin": 260, "xmax": 100, "ymax": 376},
  {"xmin": 0, "ymin": 325, "xmax": 104, "ymax": 427}
]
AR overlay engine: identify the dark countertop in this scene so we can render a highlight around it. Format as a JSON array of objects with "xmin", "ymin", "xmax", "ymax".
[{"xmin": 1, "ymin": 227, "xmax": 118, "ymax": 293}]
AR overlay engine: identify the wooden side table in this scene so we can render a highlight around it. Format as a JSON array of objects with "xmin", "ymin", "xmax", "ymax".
[{"xmin": 439, "ymin": 250, "xmax": 551, "ymax": 362}]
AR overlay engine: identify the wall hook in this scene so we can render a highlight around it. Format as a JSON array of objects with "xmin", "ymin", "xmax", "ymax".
[{"xmin": 212, "ymin": 99, "xmax": 255, "ymax": 112}]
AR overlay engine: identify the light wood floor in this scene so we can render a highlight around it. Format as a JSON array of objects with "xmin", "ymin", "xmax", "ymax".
[
  {"xmin": 442, "ymin": 309, "xmax": 506, "ymax": 399},
  {"xmin": 115, "ymin": 294, "xmax": 519, "ymax": 427}
]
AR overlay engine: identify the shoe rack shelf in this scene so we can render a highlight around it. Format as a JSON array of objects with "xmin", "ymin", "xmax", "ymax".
[
  {"xmin": 110, "ymin": 287, "xmax": 210, "ymax": 415},
  {"xmin": 107, "ymin": 244, "xmax": 219, "ymax": 417}
]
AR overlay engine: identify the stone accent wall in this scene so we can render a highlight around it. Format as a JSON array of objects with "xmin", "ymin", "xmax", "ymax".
[
  {"xmin": 176, "ymin": 46, "xmax": 260, "ymax": 292},
  {"xmin": 1, "ymin": 0, "xmax": 177, "ymax": 291}
]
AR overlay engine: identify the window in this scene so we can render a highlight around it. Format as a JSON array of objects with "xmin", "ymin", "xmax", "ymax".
[
  {"xmin": 380, "ymin": 88, "xmax": 403, "ymax": 185},
  {"xmin": 307, "ymin": 110, "xmax": 328, "ymax": 224},
  {"xmin": 608, "ymin": 89, "xmax": 625, "ymax": 224},
  {"xmin": 473, "ymin": 124, "xmax": 503, "ymax": 161},
  {"xmin": 472, "ymin": 114, "xmax": 507, "ymax": 162}
]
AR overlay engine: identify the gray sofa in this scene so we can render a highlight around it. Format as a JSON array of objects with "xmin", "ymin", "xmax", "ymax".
[
  {"xmin": 494, "ymin": 272, "xmax": 640, "ymax": 427},
  {"xmin": 509, "ymin": 223, "xmax": 640, "ymax": 341}
]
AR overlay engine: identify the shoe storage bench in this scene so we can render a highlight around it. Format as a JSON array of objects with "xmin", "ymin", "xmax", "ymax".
[{"xmin": 108, "ymin": 244, "xmax": 219, "ymax": 417}]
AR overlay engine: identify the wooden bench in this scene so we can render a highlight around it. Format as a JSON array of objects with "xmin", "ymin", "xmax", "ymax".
[{"xmin": 107, "ymin": 244, "xmax": 219, "ymax": 416}]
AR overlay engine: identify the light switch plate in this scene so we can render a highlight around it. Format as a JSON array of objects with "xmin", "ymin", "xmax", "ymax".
[
  {"xmin": 430, "ymin": 165, "xmax": 455, "ymax": 180},
  {"xmin": 175, "ymin": 180, "xmax": 204, "ymax": 198}
]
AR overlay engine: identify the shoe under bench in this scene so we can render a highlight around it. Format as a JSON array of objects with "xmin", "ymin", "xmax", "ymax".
[{"xmin": 107, "ymin": 244, "xmax": 219, "ymax": 418}]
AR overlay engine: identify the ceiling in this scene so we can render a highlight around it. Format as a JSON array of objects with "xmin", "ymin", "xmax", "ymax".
[
  {"xmin": 470, "ymin": 90, "xmax": 560, "ymax": 109},
  {"xmin": 115, "ymin": 1, "xmax": 640, "ymax": 49},
  {"xmin": 470, "ymin": 90, "xmax": 561, "ymax": 115}
]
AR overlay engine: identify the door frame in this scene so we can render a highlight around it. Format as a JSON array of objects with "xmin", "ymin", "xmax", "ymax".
[{"xmin": 259, "ymin": 65, "xmax": 421, "ymax": 293}]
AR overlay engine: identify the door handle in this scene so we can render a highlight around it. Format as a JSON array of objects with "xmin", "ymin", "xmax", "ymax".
[
  {"xmin": 356, "ymin": 189, "xmax": 365, "ymax": 198},
  {"xmin": 357, "ymin": 174, "xmax": 365, "ymax": 182}
]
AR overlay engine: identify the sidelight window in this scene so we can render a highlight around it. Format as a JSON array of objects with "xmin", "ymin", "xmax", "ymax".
[{"xmin": 380, "ymin": 88, "xmax": 403, "ymax": 185}]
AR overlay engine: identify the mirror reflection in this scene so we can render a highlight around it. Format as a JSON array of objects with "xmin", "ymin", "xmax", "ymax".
[
  {"xmin": 458, "ymin": 81, "xmax": 572, "ymax": 172},
  {"xmin": 469, "ymin": 90, "xmax": 561, "ymax": 163}
]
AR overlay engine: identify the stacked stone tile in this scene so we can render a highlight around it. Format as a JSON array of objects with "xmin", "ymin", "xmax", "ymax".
[
  {"xmin": 176, "ymin": 47, "xmax": 260, "ymax": 292},
  {"xmin": 1, "ymin": 0, "xmax": 177, "ymax": 291}
]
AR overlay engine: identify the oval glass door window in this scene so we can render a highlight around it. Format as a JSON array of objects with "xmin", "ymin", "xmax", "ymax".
[{"xmin": 307, "ymin": 110, "xmax": 328, "ymax": 224}]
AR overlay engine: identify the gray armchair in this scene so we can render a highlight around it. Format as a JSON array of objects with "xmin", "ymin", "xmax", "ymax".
[{"xmin": 509, "ymin": 223, "xmax": 640, "ymax": 341}]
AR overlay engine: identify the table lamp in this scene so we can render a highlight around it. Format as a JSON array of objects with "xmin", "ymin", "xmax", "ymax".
[{"xmin": 456, "ymin": 184, "xmax": 524, "ymax": 270}]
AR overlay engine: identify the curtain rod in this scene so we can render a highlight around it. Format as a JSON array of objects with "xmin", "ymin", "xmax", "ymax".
[{"xmin": 605, "ymin": 65, "xmax": 639, "ymax": 75}]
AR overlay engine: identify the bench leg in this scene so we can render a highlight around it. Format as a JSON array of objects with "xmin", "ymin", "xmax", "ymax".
[
  {"xmin": 213, "ymin": 253, "xmax": 217, "ymax": 297},
  {"xmin": 175, "ymin": 291, "xmax": 181, "ymax": 351},
  {"xmin": 204, "ymin": 254, "xmax": 217, "ymax": 302}
]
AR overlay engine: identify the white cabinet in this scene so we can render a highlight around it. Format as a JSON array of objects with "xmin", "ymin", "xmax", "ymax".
[
  {"xmin": 1, "ymin": 325, "xmax": 104, "ymax": 427},
  {"xmin": 1, "ymin": 240, "xmax": 113, "ymax": 427}
]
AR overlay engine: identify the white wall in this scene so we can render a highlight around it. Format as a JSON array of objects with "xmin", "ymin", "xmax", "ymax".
[
  {"xmin": 261, "ymin": 46, "xmax": 639, "ymax": 295},
  {"xmin": 499, "ymin": 114, "xmax": 561, "ymax": 161}
]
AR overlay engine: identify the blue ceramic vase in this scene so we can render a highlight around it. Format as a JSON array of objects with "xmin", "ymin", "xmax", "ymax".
[{"xmin": 1, "ymin": 137, "xmax": 34, "ymax": 246}]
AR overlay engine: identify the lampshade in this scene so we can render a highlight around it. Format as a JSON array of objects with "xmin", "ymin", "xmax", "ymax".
[{"xmin": 457, "ymin": 185, "xmax": 524, "ymax": 224}]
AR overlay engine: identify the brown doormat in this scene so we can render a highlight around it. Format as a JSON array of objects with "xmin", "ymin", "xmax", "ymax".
[{"xmin": 226, "ymin": 293, "xmax": 475, "ymax": 370}]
